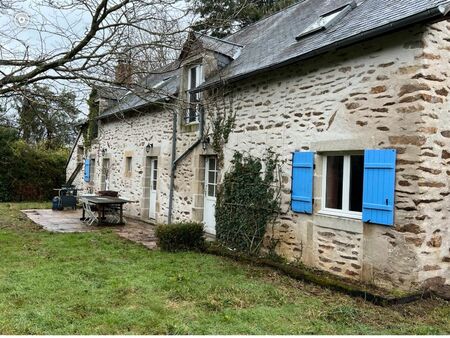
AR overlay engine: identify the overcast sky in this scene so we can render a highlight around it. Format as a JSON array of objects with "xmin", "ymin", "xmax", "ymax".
[{"xmin": 0, "ymin": 0, "xmax": 191, "ymax": 118}]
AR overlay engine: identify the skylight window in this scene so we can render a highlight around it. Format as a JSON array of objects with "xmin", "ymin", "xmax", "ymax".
[{"xmin": 296, "ymin": 1, "xmax": 356, "ymax": 40}]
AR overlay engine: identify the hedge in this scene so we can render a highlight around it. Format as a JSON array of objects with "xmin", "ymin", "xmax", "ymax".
[{"xmin": 155, "ymin": 222, "xmax": 206, "ymax": 252}]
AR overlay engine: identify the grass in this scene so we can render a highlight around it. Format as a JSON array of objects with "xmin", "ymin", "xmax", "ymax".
[{"xmin": 0, "ymin": 202, "xmax": 449, "ymax": 334}]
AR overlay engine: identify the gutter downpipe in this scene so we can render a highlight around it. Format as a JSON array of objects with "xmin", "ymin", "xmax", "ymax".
[
  {"xmin": 192, "ymin": 4, "xmax": 449, "ymax": 94},
  {"xmin": 167, "ymin": 108, "xmax": 204, "ymax": 224}
]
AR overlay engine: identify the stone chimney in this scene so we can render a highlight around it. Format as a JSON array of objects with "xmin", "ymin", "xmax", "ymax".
[{"xmin": 115, "ymin": 59, "xmax": 133, "ymax": 86}]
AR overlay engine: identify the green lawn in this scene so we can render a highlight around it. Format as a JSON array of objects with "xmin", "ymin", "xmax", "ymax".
[{"xmin": 0, "ymin": 202, "xmax": 449, "ymax": 334}]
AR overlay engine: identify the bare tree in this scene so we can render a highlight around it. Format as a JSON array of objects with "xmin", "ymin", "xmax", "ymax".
[{"xmin": 0, "ymin": 0, "xmax": 191, "ymax": 98}]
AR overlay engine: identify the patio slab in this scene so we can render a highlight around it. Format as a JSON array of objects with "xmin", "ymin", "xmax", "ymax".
[
  {"xmin": 22, "ymin": 209, "xmax": 158, "ymax": 249},
  {"xmin": 22, "ymin": 209, "xmax": 96, "ymax": 233}
]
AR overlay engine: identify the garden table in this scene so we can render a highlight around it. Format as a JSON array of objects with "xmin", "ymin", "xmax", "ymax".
[{"xmin": 79, "ymin": 195, "xmax": 130, "ymax": 225}]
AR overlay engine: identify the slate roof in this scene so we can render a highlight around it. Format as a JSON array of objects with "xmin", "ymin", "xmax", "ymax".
[
  {"xmin": 101, "ymin": 0, "xmax": 450, "ymax": 116},
  {"xmin": 99, "ymin": 62, "xmax": 180, "ymax": 118},
  {"xmin": 193, "ymin": 32, "xmax": 243, "ymax": 60},
  {"xmin": 96, "ymin": 85, "xmax": 129, "ymax": 101},
  {"xmin": 99, "ymin": 33, "xmax": 242, "ymax": 117},
  {"xmin": 199, "ymin": 0, "xmax": 450, "ymax": 89}
]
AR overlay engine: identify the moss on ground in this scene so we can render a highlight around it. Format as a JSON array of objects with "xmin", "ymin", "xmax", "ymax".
[{"xmin": 206, "ymin": 244, "xmax": 428, "ymax": 304}]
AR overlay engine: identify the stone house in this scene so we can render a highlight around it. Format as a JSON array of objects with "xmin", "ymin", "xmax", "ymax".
[{"xmin": 66, "ymin": 0, "xmax": 450, "ymax": 292}]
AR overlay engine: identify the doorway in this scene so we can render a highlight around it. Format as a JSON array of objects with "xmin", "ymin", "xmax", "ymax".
[
  {"xmin": 148, "ymin": 158, "xmax": 158, "ymax": 219},
  {"xmin": 203, "ymin": 156, "xmax": 218, "ymax": 234}
]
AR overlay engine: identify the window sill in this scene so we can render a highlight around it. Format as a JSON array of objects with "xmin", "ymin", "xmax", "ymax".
[
  {"xmin": 318, "ymin": 209, "xmax": 362, "ymax": 220},
  {"xmin": 184, "ymin": 121, "xmax": 200, "ymax": 126},
  {"xmin": 314, "ymin": 211, "xmax": 363, "ymax": 234},
  {"xmin": 181, "ymin": 122, "xmax": 200, "ymax": 133}
]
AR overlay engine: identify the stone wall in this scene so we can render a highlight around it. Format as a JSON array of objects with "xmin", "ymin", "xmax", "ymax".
[
  {"xmin": 97, "ymin": 108, "xmax": 182, "ymax": 222},
  {"xmin": 65, "ymin": 52, "xmax": 217, "ymax": 226},
  {"xmin": 412, "ymin": 20, "xmax": 450, "ymax": 289},
  {"xmin": 207, "ymin": 22, "xmax": 449, "ymax": 291},
  {"xmin": 68, "ymin": 105, "xmax": 205, "ymax": 225},
  {"xmin": 64, "ymin": 21, "xmax": 449, "ymax": 291}
]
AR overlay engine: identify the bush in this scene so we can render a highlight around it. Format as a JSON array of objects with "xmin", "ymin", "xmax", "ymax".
[
  {"xmin": 215, "ymin": 151, "xmax": 280, "ymax": 255},
  {"xmin": 156, "ymin": 222, "xmax": 206, "ymax": 252},
  {"xmin": 10, "ymin": 141, "xmax": 68, "ymax": 201},
  {"xmin": 0, "ymin": 127, "xmax": 69, "ymax": 202}
]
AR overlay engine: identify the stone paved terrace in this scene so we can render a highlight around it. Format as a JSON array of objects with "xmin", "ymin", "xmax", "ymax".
[{"xmin": 22, "ymin": 209, "xmax": 158, "ymax": 249}]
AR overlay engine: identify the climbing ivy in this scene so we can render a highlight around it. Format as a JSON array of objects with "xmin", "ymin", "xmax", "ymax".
[
  {"xmin": 215, "ymin": 150, "xmax": 281, "ymax": 255},
  {"xmin": 205, "ymin": 88, "xmax": 236, "ymax": 166},
  {"xmin": 210, "ymin": 110, "xmax": 235, "ymax": 164}
]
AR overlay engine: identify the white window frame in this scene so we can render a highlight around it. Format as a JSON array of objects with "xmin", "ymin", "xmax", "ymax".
[
  {"xmin": 151, "ymin": 159, "xmax": 158, "ymax": 191},
  {"xmin": 186, "ymin": 64, "xmax": 203, "ymax": 124},
  {"xmin": 320, "ymin": 153, "xmax": 363, "ymax": 220},
  {"xmin": 206, "ymin": 156, "xmax": 218, "ymax": 198}
]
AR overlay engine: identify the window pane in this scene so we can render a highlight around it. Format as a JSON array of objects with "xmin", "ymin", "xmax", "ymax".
[
  {"xmin": 209, "ymin": 158, "xmax": 216, "ymax": 171},
  {"xmin": 126, "ymin": 157, "xmax": 132, "ymax": 172},
  {"xmin": 188, "ymin": 106, "xmax": 197, "ymax": 122},
  {"xmin": 208, "ymin": 171, "xmax": 216, "ymax": 184},
  {"xmin": 190, "ymin": 67, "xmax": 197, "ymax": 89},
  {"xmin": 208, "ymin": 184, "xmax": 215, "ymax": 197},
  {"xmin": 90, "ymin": 159, "xmax": 95, "ymax": 180},
  {"xmin": 349, "ymin": 155, "xmax": 364, "ymax": 212},
  {"xmin": 326, "ymin": 156, "xmax": 343, "ymax": 210},
  {"xmin": 189, "ymin": 92, "xmax": 199, "ymax": 103}
]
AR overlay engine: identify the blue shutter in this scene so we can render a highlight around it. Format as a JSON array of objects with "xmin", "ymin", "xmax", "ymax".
[
  {"xmin": 291, "ymin": 151, "xmax": 314, "ymax": 214},
  {"xmin": 362, "ymin": 149, "xmax": 396, "ymax": 226},
  {"xmin": 84, "ymin": 159, "xmax": 90, "ymax": 182}
]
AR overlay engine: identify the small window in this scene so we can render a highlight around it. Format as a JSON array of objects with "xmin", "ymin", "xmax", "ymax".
[
  {"xmin": 186, "ymin": 64, "xmax": 203, "ymax": 124},
  {"xmin": 77, "ymin": 146, "xmax": 84, "ymax": 163},
  {"xmin": 321, "ymin": 153, "xmax": 364, "ymax": 218},
  {"xmin": 296, "ymin": 2, "xmax": 356, "ymax": 40},
  {"xmin": 125, "ymin": 156, "xmax": 132, "ymax": 175},
  {"xmin": 152, "ymin": 159, "xmax": 158, "ymax": 190},
  {"xmin": 89, "ymin": 158, "xmax": 96, "ymax": 183},
  {"xmin": 205, "ymin": 157, "xmax": 218, "ymax": 197}
]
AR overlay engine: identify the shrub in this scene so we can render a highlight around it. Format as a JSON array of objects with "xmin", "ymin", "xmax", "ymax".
[
  {"xmin": 10, "ymin": 141, "xmax": 68, "ymax": 201},
  {"xmin": 0, "ymin": 127, "xmax": 69, "ymax": 202},
  {"xmin": 156, "ymin": 222, "xmax": 206, "ymax": 252}
]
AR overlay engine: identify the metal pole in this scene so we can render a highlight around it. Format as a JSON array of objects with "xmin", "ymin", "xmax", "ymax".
[{"xmin": 167, "ymin": 108, "xmax": 177, "ymax": 224}]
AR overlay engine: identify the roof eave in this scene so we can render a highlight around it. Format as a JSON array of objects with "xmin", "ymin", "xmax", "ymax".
[{"xmin": 97, "ymin": 95, "xmax": 177, "ymax": 120}]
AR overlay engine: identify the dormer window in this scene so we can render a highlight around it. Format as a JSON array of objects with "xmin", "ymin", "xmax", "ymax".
[
  {"xmin": 296, "ymin": 1, "xmax": 356, "ymax": 40},
  {"xmin": 186, "ymin": 64, "xmax": 203, "ymax": 124}
]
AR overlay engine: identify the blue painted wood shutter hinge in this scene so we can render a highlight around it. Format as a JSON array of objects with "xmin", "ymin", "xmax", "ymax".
[
  {"xmin": 291, "ymin": 151, "xmax": 314, "ymax": 214},
  {"xmin": 362, "ymin": 149, "xmax": 396, "ymax": 226}
]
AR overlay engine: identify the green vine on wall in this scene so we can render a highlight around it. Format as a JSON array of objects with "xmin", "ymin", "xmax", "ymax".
[
  {"xmin": 206, "ymin": 89, "xmax": 236, "ymax": 166},
  {"xmin": 215, "ymin": 150, "xmax": 282, "ymax": 255},
  {"xmin": 210, "ymin": 110, "xmax": 235, "ymax": 163}
]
